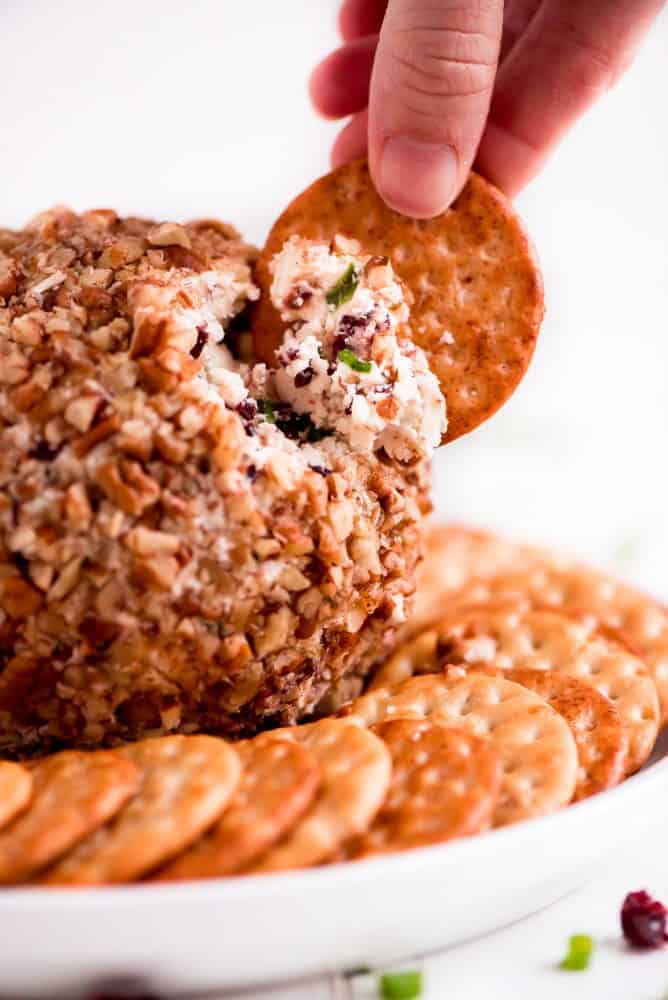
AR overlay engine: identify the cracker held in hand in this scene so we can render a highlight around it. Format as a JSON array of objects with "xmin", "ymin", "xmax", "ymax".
[
  {"xmin": 253, "ymin": 160, "xmax": 544, "ymax": 443},
  {"xmin": 246, "ymin": 718, "xmax": 391, "ymax": 873},
  {"xmin": 0, "ymin": 761, "xmax": 32, "ymax": 831},
  {"xmin": 373, "ymin": 605, "xmax": 658, "ymax": 773},
  {"xmin": 0, "ymin": 751, "xmax": 138, "ymax": 884},
  {"xmin": 343, "ymin": 719, "xmax": 501, "ymax": 858},
  {"xmin": 411, "ymin": 522, "xmax": 668, "ymax": 723},
  {"xmin": 479, "ymin": 668, "xmax": 627, "ymax": 801},
  {"xmin": 342, "ymin": 673, "xmax": 578, "ymax": 826},
  {"xmin": 41, "ymin": 736, "xmax": 240, "ymax": 886},
  {"xmin": 157, "ymin": 737, "xmax": 319, "ymax": 880}
]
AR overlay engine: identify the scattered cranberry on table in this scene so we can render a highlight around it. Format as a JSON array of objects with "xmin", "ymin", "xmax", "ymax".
[{"xmin": 621, "ymin": 890, "xmax": 668, "ymax": 949}]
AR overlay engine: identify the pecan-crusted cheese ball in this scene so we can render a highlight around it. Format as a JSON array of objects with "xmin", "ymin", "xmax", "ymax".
[{"xmin": 0, "ymin": 209, "xmax": 435, "ymax": 753}]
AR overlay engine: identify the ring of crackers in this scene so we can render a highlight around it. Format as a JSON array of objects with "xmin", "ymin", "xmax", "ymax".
[
  {"xmin": 407, "ymin": 522, "xmax": 542, "ymax": 636},
  {"xmin": 411, "ymin": 522, "xmax": 668, "ymax": 724},
  {"xmin": 0, "ymin": 750, "xmax": 138, "ymax": 884},
  {"xmin": 246, "ymin": 719, "xmax": 391, "ymax": 872},
  {"xmin": 372, "ymin": 604, "xmax": 658, "ymax": 773},
  {"xmin": 156, "ymin": 737, "xmax": 320, "ymax": 880},
  {"xmin": 467, "ymin": 667, "xmax": 627, "ymax": 800},
  {"xmin": 0, "ymin": 761, "xmax": 32, "ymax": 831},
  {"xmin": 342, "ymin": 719, "xmax": 501, "ymax": 857},
  {"xmin": 252, "ymin": 160, "xmax": 544, "ymax": 443},
  {"xmin": 342, "ymin": 673, "xmax": 579, "ymax": 826},
  {"xmin": 40, "ymin": 736, "xmax": 241, "ymax": 886}
]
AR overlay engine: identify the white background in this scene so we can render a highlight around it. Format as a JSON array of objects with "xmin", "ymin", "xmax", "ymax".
[
  {"xmin": 1, "ymin": 2, "xmax": 667, "ymax": 997},
  {"xmin": 1, "ymin": 0, "xmax": 666, "ymax": 587}
]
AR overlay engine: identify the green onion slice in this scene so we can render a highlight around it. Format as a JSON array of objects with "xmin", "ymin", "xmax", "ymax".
[
  {"xmin": 560, "ymin": 934, "xmax": 594, "ymax": 971},
  {"xmin": 326, "ymin": 264, "xmax": 358, "ymax": 308},
  {"xmin": 379, "ymin": 970, "xmax": 423, "ymax": 999},
  {"xmin": 338, "ymin": 348, "xmax": 372, "ymax": 373},
  {"xmin": 257, "ymin": 399, "xmax": 276, "ymax": 423}
]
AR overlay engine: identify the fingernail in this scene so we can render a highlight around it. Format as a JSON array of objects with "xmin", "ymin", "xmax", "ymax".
[{"xmin": 379, "ymin": 137, "xmax": 459, "ymax": 218}]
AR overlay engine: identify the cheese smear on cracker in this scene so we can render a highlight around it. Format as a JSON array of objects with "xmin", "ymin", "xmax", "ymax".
[{"xmin": 266, "ymin": 236, "xmax": 447, "ymax": 461}]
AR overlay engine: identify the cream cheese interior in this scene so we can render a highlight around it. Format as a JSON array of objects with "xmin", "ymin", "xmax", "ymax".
[{"xmin": 194, "ymin": 235, "xmax": 447, "ymax": 466}]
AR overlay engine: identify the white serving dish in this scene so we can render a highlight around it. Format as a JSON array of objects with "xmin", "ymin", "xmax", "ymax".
[{"xmin": 0, "ymin": 732, "xmax": 665, "ymax": 999}]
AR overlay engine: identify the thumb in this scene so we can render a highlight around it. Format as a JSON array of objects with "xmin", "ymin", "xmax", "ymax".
[{"xmin": 368, "ymin": 0, "xmax": 503, "ymax": 217}]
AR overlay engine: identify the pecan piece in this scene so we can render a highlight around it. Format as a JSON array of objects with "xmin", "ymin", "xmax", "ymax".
[
  {"xmin": 124, "ymin": 526, "xmax": 180, "ymax": 557},
  {"xmin": 0, "ymin": 255, "xmax": 18, "ymax": 299},
  {"xmin": 94, "ymin": 459, "xmax": 160, "ymax": 516},
  {"xmin": 72, "ymin": 413, "xmax": 120, "ymax": 458},
  {"xmin": 63, "ymin": 483, "xmax": 93, "ymax": 530},
  {"xmin": 0, "ymin": 574, "xmax": 43, "ymax": 618},
  {"xmin": 131, "ymin": 554, "xmax": 180, "ymax": 591},
  {"xmin": 147, "ymin": 223, "xmax": 192, "ymax": 250}
]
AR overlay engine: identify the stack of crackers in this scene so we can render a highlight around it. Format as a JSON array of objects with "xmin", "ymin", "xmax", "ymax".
[{"xmin": 0, "ymin": 520, "xmax": 663, "ymax": 886}]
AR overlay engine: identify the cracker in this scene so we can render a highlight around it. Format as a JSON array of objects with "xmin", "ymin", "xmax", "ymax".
[
  {"xmin": 375, "ymin": 605, "xmax": 658, "ymax": 773},
  {"xmin": 408, "ymin": 521, "xmax": 541, "ymax": 635},
  {"xmin": 342, "ymin": 673, "xmax": 578, "ymax": 826},
  {"xmin": 459, "ymin": 569, "xmax": 668, "ymax": 725},
  {"xmin": 253, "ymin": 160, "xmax": 544, "ymax": 443},
  {"xmin": 0, "ymin": 761, "xmax": 32, "ymax": 830},
  {"xmin": 0, "ymin": 751, "xmax": 138, "ymax": 884},
  {"xmin": 156, "ymin": 738, "xmax": 320, "ymax": 880},
  {"xmin": 473, "ymin": 668, "xmax": 627, "ymax": 800},
  {"xmin": 246, "ymin": 719, "xmax": 391, "ymax": 872},
  {"xmin": 343, "ymin": 719, "xmax": 500, "ymax": 857},
  {"xmin": 411, "ymin": 523, "xmax": 668, "ymax": 724},
  {"xmin": 40, "ymin": 736, "xmax": 241, "ymax": 886}
]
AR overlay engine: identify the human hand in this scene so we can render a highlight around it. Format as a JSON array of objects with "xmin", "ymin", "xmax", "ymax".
[{"xmin": 310, "ymin": 0, "xmax": 665, "ymax": 217}]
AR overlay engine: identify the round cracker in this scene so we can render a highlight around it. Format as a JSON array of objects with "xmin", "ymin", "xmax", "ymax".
[
  {"xmin": 246, "ymin": 718, "xmax": 391, "ymax": 873},
  {"xmin": 156, "ymin": 737, "xmax": 320, "ymax": 881},
  {"xmin": 253, "ymin": 160, "xmax": 544, "ymax": 443},
  {"xmin": 0, "ymin": 761, "xmax": 32, "ymax": 831},
  {"xmin": 40, "ymin": 736, "xmax": 240, "ymax": 886},
  {"xmin": 374, "ymin": 605, "xmax": 658, "ymax": 773},
  {"xmin": 343, "ymin": 719, "xmax": 501, "ymax": 857},
  {"xmin": 471, "ymin": 667, "xmax": 627, "ymax": 800},
  {"xmin": 343, "ymin": 673, "xmax": 578, "ymax": 826},
  {"xmin": 0, "ymin": 751, "xmax": 138, "ymax": 884},
  {"xmin": 408, "ymin": 521, "xmax": 541, "ymax": 635}
]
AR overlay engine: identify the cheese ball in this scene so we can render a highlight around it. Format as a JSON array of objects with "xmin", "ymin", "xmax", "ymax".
[{"xmin": 0, "ymin": 209, "xmax": 441, "ymax": 753}]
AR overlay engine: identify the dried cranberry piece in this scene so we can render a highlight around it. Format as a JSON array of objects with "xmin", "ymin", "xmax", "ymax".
[
  {"xmin": 294, "ymin": 365, "xmax": 314, "ymax": 388},
  {"xmin": 190, "ymin": 324, "xmax": 208, "ymax": 359},
  {"xmin": 236, "ymin": 398, "xmax": 257, "ymax": 421},
  {"xmin": 275, "ymin": 410, "xmax": 311, "ymax": 440},
  {"xmin": 337, "ymin": 313, "xmax": 369, "ymax": 339},
  {"xmin": 621, "ymin": 890, "xmax": 668, "ymax": 948},
  {"xmin": 29, "ymin": 440, "xmax": 63, "ymax": 461}
]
